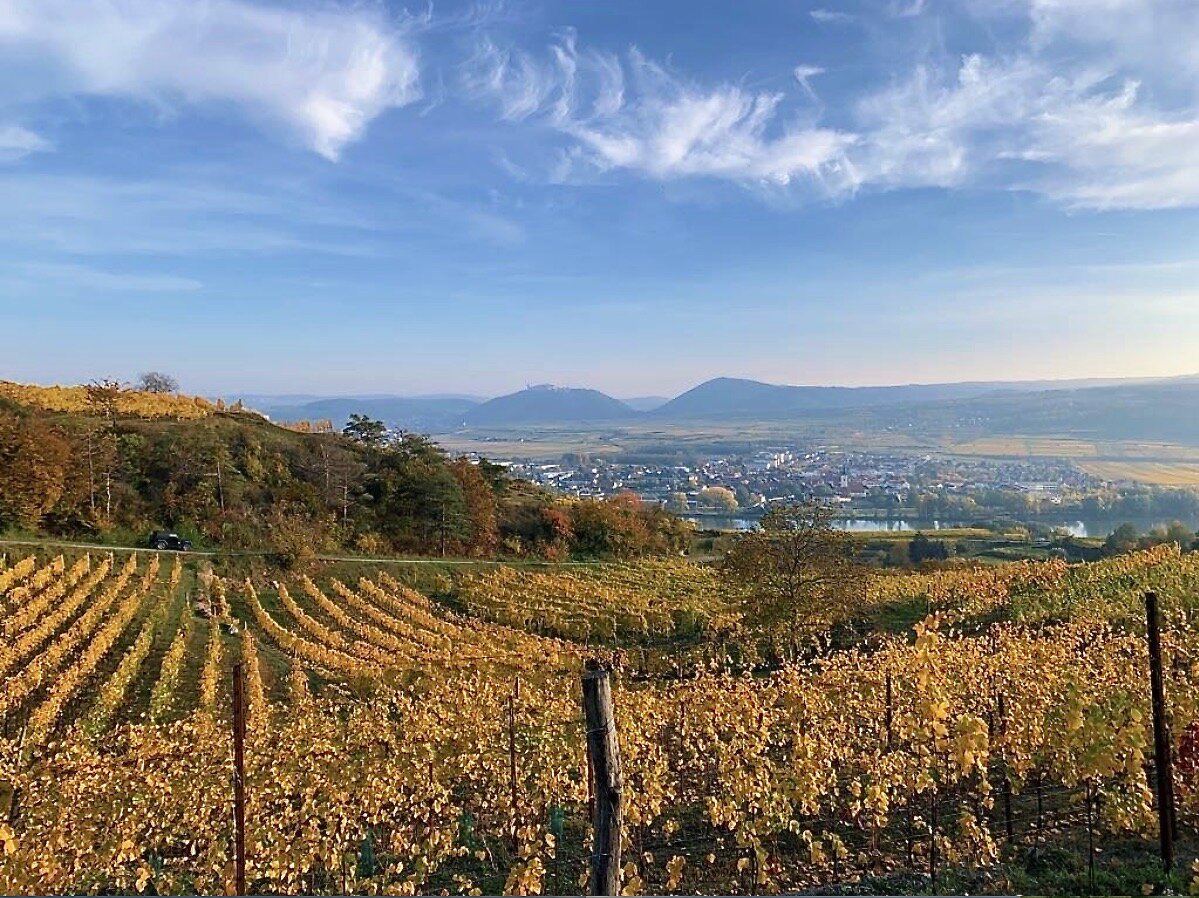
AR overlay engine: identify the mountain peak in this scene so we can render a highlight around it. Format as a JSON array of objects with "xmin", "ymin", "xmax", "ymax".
[{"xmin": 465, "ymin": 385, "xmax": 636, "ymax": 425}]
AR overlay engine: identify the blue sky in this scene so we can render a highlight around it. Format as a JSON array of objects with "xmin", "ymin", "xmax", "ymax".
[{"xmin": 1, "ymin": 0, "xmax": 1197, "ymax": 397}]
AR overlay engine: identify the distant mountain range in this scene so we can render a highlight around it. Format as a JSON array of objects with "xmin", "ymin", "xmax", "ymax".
[
  {"xmin": 244, "ymin": 387, "xmax": 664, "ymax": 429},
  {"xmin": 646, "ymin": 375, "xmax": 1180, "ymax": 420},
  {"xmin": 242, "ymin": 394, "xmax": 483, "ymax": 430},
  {"xmin": 232, "ymin": 374, "xmax": 1199, "ymax": 443}
]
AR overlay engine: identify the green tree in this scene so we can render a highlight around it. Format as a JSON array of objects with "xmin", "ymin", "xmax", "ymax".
[
  {"xmin": 365, "ymin": 434, "xmax": 469, "ymax": 554},
  {"xmin": 1104, "ymin": 522, "xmax": 1140, "ymax": 555},
  {"xmin": 909, "ymin": 532, "xmax": 950, "ymax": 564},
  {"xmin": 1163, "ymin": 521, "xmax": 1194, "ymax": 549},
  {"xmin": 342, "ymin": 414, "xmax": 389, "ymax": 448},
  {"xmin": 722, "ymin": 502, "xmax": 862, "ymax": 652}
]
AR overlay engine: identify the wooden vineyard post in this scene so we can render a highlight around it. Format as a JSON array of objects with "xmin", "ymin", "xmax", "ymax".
[
  {"xmin": 508, "ymin": 682, "xmax": 519, "ymax": 854},
  {"xmin": 1086, "ymin": 780, "xmax": 1096, "ymax": 893},
  {"xmin": 928, "ymin": 785, "xmax": 938, "ymax": 892},
  {"xmin": 998, "ymin": 692, "xmax": 1014, "ymax": 843},
  {"xmin": 1145, "ymin": 591, "xmax": 1176, "ymax": 872},
  {"xmin": 1035, "ymin": 773, "xmax": 1044, "ymax": 855},
  {"xmin": 582, "ymin": 660, "xmax": 623, "ymax": 896},
  {"xmin": 3, "ymin": 718, "xmax": 28, "ymax": 826},
  {"xmin": 884, "ymin": 673, "xmax": 894, "ymax": 751},
  {"xmin": 231, "ymin": 663, "xmax": 248, "ymax": 896},
  {"xmin": 905, "ymin": 803, "xmax": 913, "ymax": 868}
]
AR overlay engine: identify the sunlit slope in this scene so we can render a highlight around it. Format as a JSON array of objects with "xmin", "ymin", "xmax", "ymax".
[{"xmin": 0, "ymin": 548, "xmax": 1196, "ymax": 893}]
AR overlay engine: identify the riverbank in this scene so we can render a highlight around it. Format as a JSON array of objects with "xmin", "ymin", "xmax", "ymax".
[{"xmin": 680, "ymin": 511, "xmax": 1199, "ymax": 538}]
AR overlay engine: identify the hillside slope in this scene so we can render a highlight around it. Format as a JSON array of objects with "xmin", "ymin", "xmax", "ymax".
[
  {"xmin": 0, "ymin": 381, "xmax": 686, "ymax": 560},
  {"xmin": 650, "ymin": 375, "xmax": 1177, "ymax": 421}
]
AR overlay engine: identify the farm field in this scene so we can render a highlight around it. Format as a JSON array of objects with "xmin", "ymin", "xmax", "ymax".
[
  {"xmin": 948, "ymin": 436, "xmax": 1199, "ymax": 468},
  {"xmin": 1078, "ymin": 461, "xmax": 1199, "ymax": 487},
  {"xmin": 432, "ymin": 421, "xmax": 934, "ymax": 461},
  {"xmin": 1, "ymin": 548, "xmax": 1198, "ymax": 894},
  {"xmin": 947, "ymin": 436, "xmax": 1104, "ymax": 458}
]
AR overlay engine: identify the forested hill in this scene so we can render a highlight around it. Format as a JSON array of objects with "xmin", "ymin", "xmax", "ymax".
[
  {"xmin": 0, "ymin": 381, "xmax": 687, "ymax": 562},
  {"xmin": 464, "ymin": 384, "xmax": 636, "ymax": 425}
]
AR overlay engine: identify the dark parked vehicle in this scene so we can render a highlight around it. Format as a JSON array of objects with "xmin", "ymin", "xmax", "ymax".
[{"xmin": 148, "ymin": 531, "xmax": 192, "ymax": 551}]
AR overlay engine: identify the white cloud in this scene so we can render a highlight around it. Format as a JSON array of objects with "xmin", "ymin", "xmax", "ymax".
[
  {"xmin": 809, "ymin": 9, "xmax": 857, "ymax": 24},
  {"xmin": 793, "ymin": 65, "xmax": 825, "ymax": 101},
  {"xmin": 855, "ymin": 54, "xmax": 1042, "ymax": 188},
  {"xmin": 463, "ymin": 36, "xmax": 857, "ymax": 190},
  {"xmin": 1017, "ymin": 79, "xmax": 1199, "ymax": 209},
  {"xmin": 854, "ymin": 0, "xmax": 1199, "ymax": 208},
  {"xmin": 465, "ymin": 3, "xmax": 1199, "ymax": 209},
  {"xmin": 464, "ymin": 0, "xmax": 1199, "ymax": 209},
  {"xmin": 0, "ymin": 0, "xmax": 420, "ymax": 160},
  {"xmin": 0, "ymin": 123, "xmax": 50, "ymax": 160}
]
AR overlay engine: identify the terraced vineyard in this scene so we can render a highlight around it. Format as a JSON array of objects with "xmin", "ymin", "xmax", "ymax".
[
  {"xmin": 458, "ymin": 560, "xmax": 740, "ymax": 642},
  {"xmin": 1, "ymin": 548, "xmax": 1198, "ymax": 894}
]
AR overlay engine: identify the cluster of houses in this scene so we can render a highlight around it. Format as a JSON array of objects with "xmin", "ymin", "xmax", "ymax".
[{"xmin": 498, "ymin": 449, "xmax": 1095, "ymax": 513}]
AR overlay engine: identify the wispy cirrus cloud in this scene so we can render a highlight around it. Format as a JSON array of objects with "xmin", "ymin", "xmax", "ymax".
[
  {"xmin": 0, "ymin": 0, "xmax": 421, "ymax": 160},
  {"xmin": 857, "ymin": 0, "xmax": 1199, "ymax": 208},
  {"xmin": 891, "ymin": 0, "xmax": 928, "ymax": 17},
  {"xmin": 462, "ymin": 33, "xmax": 858, "ymax": 190},
  {"xmin": 809, "ymin": 9, "xmax": 857, "ymax": 24},
  {"xmin": 466, "ymin": 0, "xmax": 1199, "ymax": 210},
  {"xmin": 792, "ymin": 65, "xmax": 826, "ymax": 101}
]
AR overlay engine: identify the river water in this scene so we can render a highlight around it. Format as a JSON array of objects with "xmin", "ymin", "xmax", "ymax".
[{"xmin": 680, "ymin": 515, "xmax": 1197, "ymax": 538}]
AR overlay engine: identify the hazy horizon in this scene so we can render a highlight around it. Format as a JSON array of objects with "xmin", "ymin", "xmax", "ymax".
[
  {"xmin": 6, "ymin": 365, "xmax": 1199, "ymax": 402},
  {"xmin": 44, "ymin": 367, "xmax": 1199, "ymax": 403}
]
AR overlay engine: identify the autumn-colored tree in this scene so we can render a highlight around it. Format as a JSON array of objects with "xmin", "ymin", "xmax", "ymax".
[
  {"xmin": 666, "ymin": 492, "xmax": 690, "ymax": 513},
  {"xmin": 699, "ymin": 486, "xmax": 738, "ymax": 510},
  {"xmin": 83, "ymin": 379, "xmax": 126, "ymax": 520},
  {"xmin": 538, "ymin": 505, "xmax": 574, "ymax": 559},
  {"xmin": 265, "ymin": 502, "xmax": 335, "ymax": 570},
  {"xmin": 0, "ymin": 412, "xmax": 72, "ymax": 529},
  {"xmin": 84, "ymin": 379, "xmax": 124, "ymax": 426},
  {"xmin": 451, "ymin": 458, "xmax": 500, "ymax": 556}
]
